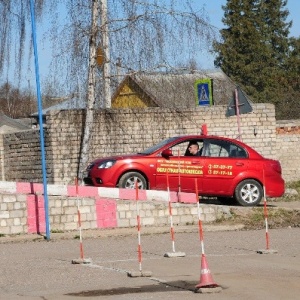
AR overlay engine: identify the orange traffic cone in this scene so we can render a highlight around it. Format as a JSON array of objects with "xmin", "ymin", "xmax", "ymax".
[{"xmin": 195, "ymin": 254, "xmax": 218, "ymax": 288}]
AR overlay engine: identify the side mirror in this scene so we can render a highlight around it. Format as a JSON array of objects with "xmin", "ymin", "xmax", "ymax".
[{"xmin": 161, "ymin": 149, "xmax": 173, "ymax": 158}]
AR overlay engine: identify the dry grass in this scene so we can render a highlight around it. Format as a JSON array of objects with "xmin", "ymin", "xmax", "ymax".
[{"xmin": 215, "ymin": 206, "xmax": 300, "ymax": 230}]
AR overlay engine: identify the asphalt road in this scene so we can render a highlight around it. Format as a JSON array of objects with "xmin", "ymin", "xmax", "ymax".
[{"xmin": 0, "ymin": 226, "xmax": 300, "ymax": 300}]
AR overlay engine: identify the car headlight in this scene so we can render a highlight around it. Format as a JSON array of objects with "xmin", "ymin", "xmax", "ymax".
[{"xmin": 97, "ymin": 160, "xmax": 116, "ymax": 169}]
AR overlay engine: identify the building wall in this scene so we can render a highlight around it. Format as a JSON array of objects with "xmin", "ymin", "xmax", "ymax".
[
  {"xmin": 112, "ymin": 83, "xmax": 149, "ymax": 108},
  {"xmin": 112, "ymin": 79, "xmax": 155, "ymax": 108},
  {"xmin": 0, "ymin": 104, "xmax": 299, "ymax": 184}
]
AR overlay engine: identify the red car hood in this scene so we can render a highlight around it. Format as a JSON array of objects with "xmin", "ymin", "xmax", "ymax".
[{"xmin": 91, "ymin": 153, "xmax": 147, "ymax": 164}]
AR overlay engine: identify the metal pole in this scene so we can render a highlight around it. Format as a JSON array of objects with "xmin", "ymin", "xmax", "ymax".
[
  {"xmin": 235, "ymin": 88, "xmax": 242, "ymax": 141},
  {"xmin": 29, "ymin": 0, "xmax": 51, "ymax": 240}
]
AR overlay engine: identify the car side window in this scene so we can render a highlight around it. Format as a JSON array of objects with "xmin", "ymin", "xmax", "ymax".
[
  {"xmin": 228, "ymin": 144, "xmax": 247, "ymax": 158},
  {"xmin": 167, "ymin": 141, "xmax": 189, "ymax": 156},
  {"xmin": 205, "ymin": 141, "xmax": 229, "ymax": 157},
  {"xmin": 204, "ymin": 139, "xmax": 247, "ymax": 158},
  {"xmin": 169, "ymin": 140, "xmax": 204, "ymax": 157}
]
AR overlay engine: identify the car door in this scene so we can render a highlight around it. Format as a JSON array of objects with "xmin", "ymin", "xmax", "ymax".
[
  {"xmin": 202, "ymin": 139, "xmax": 248, "ymax": 196},
  {"xmin": 155, "ymin": 140, "xmax": 205, "ymax": 193}
]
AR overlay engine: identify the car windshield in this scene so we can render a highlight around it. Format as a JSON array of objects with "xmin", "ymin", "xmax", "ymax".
[{"xmin": 138, "ymin": 136, "xmax": 179, "ymax": 155}]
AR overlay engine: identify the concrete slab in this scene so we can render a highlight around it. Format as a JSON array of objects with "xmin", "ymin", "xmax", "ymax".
[
  {"xmin": 194, "ymin": 286, "xmax": 222, "ymax": 293},
  {"xmin": 256, "ymin": 249, "xmax": 278, "ymax": 254},
  {"xmin": 127, "ymin": 270, "xmax": 153, "ymax": 277},
  {"xmin": 164, "ymin": 252, "xmax": 186, "ymax": 258},
  {"xmin": 71, "ymin": 258, "xmax": 92, "ymax": 264}
]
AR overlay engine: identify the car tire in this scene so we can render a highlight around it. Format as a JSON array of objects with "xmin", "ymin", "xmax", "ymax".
[
  {"xmin": 234, "ymin": 179, "xmax": 263, "ymax": 207},
  {"xmin": 118, "ymin": 172, "xmax": 147, "ymax": 189}
]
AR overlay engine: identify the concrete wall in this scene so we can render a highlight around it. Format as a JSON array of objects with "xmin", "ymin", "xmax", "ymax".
[
  {"xmin": 0, "ymin": 136, "xmax": 4, "ymax": 181},
  {"xmin": 1, "ymin": 130, "xmax": 44, "ymax": 182},
  {"xmin": 0, "ymin": 104, "xmax": 299, "ymax": 184},
  {"xmin": 0, "ymin": 181, "xmax": 230, "ymax": 235},
  {"xmin": 276, "ymin": 120, "xmax": 300, "ymax": 182}
]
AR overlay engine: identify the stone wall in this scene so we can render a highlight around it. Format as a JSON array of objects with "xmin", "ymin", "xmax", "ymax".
[
  {"xmin": 276, "ymin": 134, "xmax": 300, "ymax": 182},
  {"xmin": 0, "ymin": 104, "xmax": 299, "ymax": 184},
  {"xmin": 275, "ymin": 120, "xmax": 300, "ymax": 182},
  {"xmin": 0, "ymin": 181, "xmax": 230, "ymax": 235},
  {"xmin": 1, "ymin": 130, "xmax": 44, "ymax": 182},
  {"xmin": 276, "ymin": 120, "xmax": 300, "ymax": 134},
  {"xmin": 0, "ymin": 136, "xmax": 4, "ymax": 181}
]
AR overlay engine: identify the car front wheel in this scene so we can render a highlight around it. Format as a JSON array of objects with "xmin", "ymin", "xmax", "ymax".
[
  {"xmin": 234, "ymin": 179, "xmax": 263, "ymax": 206},
  {"xmin": 118, "ymin": 172, "xmax": 147, "ymax": 189}
]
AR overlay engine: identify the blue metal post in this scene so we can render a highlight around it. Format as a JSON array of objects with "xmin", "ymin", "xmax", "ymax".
[{"xmin": 29, "ymin": 0, "xmax": 51, "ymax": 240}]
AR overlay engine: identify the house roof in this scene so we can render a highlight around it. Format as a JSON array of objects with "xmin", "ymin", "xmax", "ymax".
[
  {"xmin": 113, "ymin": 69, "xmax": 239, "ymax": 108},
  {"xmin": 32, "ymin": 97, "xmax": 87, "ymax": 116},
  {"xmin": 0, "ymin": 112, "xmax": 31, "ymax": 133},
  {"xmin": 34, "ymin": 70, "xmax": 248, "ymax": 116}
]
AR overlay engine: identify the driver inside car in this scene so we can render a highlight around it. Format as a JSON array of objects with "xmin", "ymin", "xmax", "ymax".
[{"xmin": 185, "ymin": 141, "xmax": 202, "ymax": 156}]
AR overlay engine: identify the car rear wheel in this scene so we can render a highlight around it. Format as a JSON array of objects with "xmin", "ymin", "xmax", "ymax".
[
  {"xmin": 234, "ymin": 179, "xmax": 263, "ymax": 206},
  {"xmin": 118, "ymin": 172, "xmax": 147, "ymax": 189}
]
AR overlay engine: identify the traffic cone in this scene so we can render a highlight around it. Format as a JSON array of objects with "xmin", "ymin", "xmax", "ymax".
[{"xmin": 195, "ymin": 254, "xmax": 218, "ymax": 289}]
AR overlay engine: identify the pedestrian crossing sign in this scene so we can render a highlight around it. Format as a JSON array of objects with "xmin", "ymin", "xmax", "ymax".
[{"xmin": 194, "ymin": 78, "xmax": 213, "ymax": 106}]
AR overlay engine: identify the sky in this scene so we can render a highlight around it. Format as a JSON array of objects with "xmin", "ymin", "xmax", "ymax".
[{"xmin": 4, "ymin": 0, "xmax": 300, "ymax": 91}]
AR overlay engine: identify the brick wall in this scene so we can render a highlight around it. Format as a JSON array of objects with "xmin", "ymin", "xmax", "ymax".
[
  {"xmin": 275, "ymin": 120, "xmax": 300, "ymax": 182},
  {"xmin": 1, "ymin": 130, "xmax": 44, "ymax": 182},
  {"xmin": 0, "ymin": 181, "xmax": 230, "ymax": 235},
  {"xmin": 0, "ymin": 104, "xmax": 299, "ymax": 184},
  {"xmin": 0, "ymin": 136, "xmax": 4, "ymax": 181},
  {"xmin": 276, "ymin": 120, "xmax": 300, "ymax": 134}
]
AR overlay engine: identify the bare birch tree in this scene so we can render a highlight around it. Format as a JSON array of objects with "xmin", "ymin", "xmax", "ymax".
[
  {"xmin": 78, "ymin": 0, "xmax": 99, "ymax": 180},
  {"xmin": 100, "ymin": 0, "xmax": 111, "ymax": 108},
  {"xmin": 44, "ymin": 1, "xmax": 216, "ymax": 101},
  {"xmin": 1, "ymin": 0, "xmax": 217, "ymax": 180},
  {"xmin": 0, "ymin": 1, "xmax": 45, "ymax": 83}
]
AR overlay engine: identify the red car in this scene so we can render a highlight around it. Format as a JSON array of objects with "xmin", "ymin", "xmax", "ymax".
[{"xmin": 83, "ymin": 135, "xmax": 285, "ymax": 206}]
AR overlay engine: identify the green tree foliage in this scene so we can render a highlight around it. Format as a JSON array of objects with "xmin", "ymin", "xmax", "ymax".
[
  {"xmin": 214, "ymin": 0, "xmax": 299, "ymax": 119},
  {"xmin": 278, "ymin": 36, "xmax": 300, "ymax": 119},
  {"xmin": 286, "ymin": 37, "xmax": 300, "ymax": 90}
]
